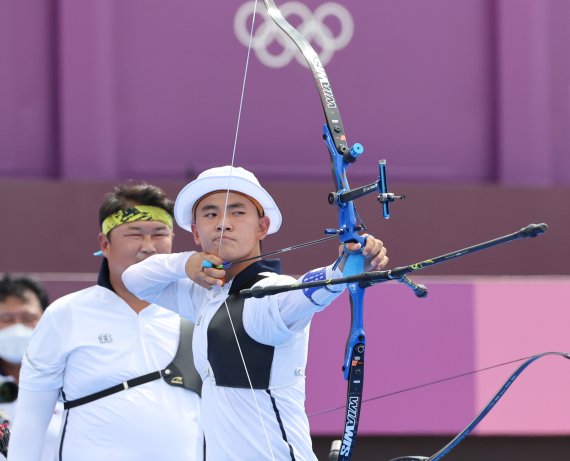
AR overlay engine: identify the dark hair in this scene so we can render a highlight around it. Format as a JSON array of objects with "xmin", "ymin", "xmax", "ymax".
[
  {"xmin": 0, "ymin": 274, "xmax": 49, "ymax": 311},
  {"xmin": 98, "ymin": 181, "xmax": 174, "ymax": 228}
]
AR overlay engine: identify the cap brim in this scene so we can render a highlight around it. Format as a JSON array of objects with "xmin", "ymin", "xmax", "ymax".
[{"xmin": 174, "ymin": 175, "xmax": 282, "ymax": 234}]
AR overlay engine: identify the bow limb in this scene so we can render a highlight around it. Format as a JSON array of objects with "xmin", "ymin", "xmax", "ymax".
[
  {"xmin": 262, "ymin": 0, "xmax": 350, "ymax": 158},
  {"xmin": 390, "ymin": 351, "xmax": 570, "ymax": 461},
  {"xmin": 260, "ymin": 2, "xmax": 368, "ymax": 459}
]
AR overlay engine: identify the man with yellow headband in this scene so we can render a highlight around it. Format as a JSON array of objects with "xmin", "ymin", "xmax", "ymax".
[
  {"xmin": 123, "ymin": 166, "xmax": 389, "ymax": 461},
  {"xmin": 9, "ymin": 182, "xmax": 203, "ymax": 461}
]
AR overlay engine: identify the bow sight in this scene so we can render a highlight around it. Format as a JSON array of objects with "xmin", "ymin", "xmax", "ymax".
[{"xmin": 327, "ymin": 159, "xmax": 405, "ymax": 219}]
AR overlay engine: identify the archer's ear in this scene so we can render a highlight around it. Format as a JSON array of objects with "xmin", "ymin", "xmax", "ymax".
[
  {"xmin": 98, "ymin": 233, "xmax": 110, "ymax": 257},
  {"xmin": 258, "ymin": 216, "xmax": 270, "ymax": 241},
  {"xmin": 191, "ymin": 224, "xmax": 202, "ymax": 246}
]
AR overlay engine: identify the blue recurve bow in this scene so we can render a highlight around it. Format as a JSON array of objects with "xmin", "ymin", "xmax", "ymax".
[
  {"xmin": 257, "ymin": 1, "xmax": 408, "ymax": 459},
  {"xmin": 241, "ymin": 2, "xmax": 566, "ymax": 460}
]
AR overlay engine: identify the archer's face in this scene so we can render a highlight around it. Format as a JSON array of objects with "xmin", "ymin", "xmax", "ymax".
[
  {"xmin": 191, "ymin": 192, "xmax": 269, "ymax": 262},
  {"xmin": 99, "ymin": 220, "xmax": 174, "ymax": 277}
]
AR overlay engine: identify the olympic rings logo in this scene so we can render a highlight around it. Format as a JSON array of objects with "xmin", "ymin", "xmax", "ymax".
[{"xmin": 234, "ymin": 1, "xmax": 354, "ymax": 68}]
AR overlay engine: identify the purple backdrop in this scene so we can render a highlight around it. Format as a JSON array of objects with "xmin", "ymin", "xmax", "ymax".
[{"xmin": 1, "ymin": 0, "xmax": 569, "ymax": 184}]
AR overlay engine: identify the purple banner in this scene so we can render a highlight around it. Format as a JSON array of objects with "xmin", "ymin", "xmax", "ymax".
[{"xmin": 1, "ymin": 0, "xmax": 569, "ymax": 185}]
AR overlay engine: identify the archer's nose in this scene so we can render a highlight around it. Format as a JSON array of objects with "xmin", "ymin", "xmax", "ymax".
[
  {"xmin": 140, "ymin": 235, "xmax": 157, "ymax": 254},
  {"xmin": 216, "ymin": 217, "xmax": 233, "ymax": 231}
]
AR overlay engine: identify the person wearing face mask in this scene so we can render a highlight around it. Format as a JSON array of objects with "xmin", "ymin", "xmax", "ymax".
[
  {"xmin": 0, "ymin": 275, "xmax": 58, "ymax": 460},
  {"xmin": 0, "ymin": 275, "xmax": 48, "ymax": 413}
]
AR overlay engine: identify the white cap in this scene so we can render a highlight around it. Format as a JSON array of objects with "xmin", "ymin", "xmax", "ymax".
[{"xmin": 174, "ymin": 165, "xmax": 282, "ymax": 234}]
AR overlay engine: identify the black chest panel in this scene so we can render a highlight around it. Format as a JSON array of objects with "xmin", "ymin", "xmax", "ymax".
[{"xmin": 207, "ymin": 260, "xmax": 281, "ymax": 389}]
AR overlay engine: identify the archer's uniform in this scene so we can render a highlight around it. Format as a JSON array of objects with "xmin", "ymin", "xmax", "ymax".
[
  {"xmin": 12, "ymin": 263, "xmax": 203, "ymax": 461},
  {"xmin": 123, "ymin": 253, "xmax": 346, "ymax": 461}
]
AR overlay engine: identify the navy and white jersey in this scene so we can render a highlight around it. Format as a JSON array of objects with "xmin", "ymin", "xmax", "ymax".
[{"xmin": 123, "ymin": 253, "xmax": 345, "ymax": 461}]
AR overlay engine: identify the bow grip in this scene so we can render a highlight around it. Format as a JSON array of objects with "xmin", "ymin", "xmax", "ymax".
[
  {"xmin": 333, "ymin": 234, "xmax": 367, "ymax": 272},
  {"xmin": 201, "ymin": 260, "xmax": 229, "ymax": 270},
  {"xmin": 343, "ymin": 233, "xmax": 367, "ymax": 254},
  {"xmin": 341, "ymin": 242, "xmax": 366, "ymax": 382}
]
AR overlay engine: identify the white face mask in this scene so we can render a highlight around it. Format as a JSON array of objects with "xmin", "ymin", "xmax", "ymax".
[{"xmin": 0, "ymin": 324, "xmax": 34, "ymax": 364}]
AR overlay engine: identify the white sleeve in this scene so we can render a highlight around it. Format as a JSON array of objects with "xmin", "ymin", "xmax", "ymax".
[
  {"xmin": 244, "ymin": 264, "xmax": 346, "ymax": 345},
  {"xmin": 19, "ymin": 311, "xmax": 66, "ymax": 391},
  {"xmin": 7, "ymin": 389, "xmax": 59, "ymax": 461},
  {"xmin": 122, "ymin": 252, "xmax": 198, "ymax": 320}
]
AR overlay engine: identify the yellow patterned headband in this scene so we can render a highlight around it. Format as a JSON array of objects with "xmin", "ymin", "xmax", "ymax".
[{"xmin": 102, "ymin": 206, "xmax": 173, "ymax": 235}]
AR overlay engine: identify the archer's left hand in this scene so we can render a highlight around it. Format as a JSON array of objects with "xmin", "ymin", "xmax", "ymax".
[{"xmin": 341, "ymin": 234, "xmax": 389, "ymax": 272}]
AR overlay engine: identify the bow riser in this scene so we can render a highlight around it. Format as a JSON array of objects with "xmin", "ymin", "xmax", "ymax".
[{"xmin": 323, "ymin": 125, "xmax": 365, "ymax": 245}]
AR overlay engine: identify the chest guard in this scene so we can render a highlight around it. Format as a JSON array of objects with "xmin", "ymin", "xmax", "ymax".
[
  {"xmin": 207, "ymin": 260, "xmax": 282, "ymax": 389},
  {"xmin": 163, "ymin": 318, "xmax": 202, "ymax": 396}
]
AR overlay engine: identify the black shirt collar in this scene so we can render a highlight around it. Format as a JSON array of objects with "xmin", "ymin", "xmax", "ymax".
[{"xmin": 97, "ymin": 259, "xmax": 115, "ymax": 292}]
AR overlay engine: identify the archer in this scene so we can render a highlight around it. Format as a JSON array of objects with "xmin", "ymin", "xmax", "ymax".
[{"xmin": 123, "ymin": 164, "xmax": 388, "ymax": 461}]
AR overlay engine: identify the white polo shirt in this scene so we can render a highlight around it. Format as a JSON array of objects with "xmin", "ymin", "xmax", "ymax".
[
  {"xmin": 123, "ymin": 252, "xmax": 345, "ymax": 461},
  {"xmin": 17, "ymin": 285, "xmax": 203, "ymax": 461}
]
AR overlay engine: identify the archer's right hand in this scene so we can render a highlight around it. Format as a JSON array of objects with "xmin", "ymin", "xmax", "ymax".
[{"xmin": 185, "ymin": 253, "xmax": 226, "ymax": 289}]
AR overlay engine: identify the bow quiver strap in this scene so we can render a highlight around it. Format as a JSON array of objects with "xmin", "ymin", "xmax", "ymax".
[{"xmin": 64, "ymin": 318, "xmax": 201, "ymax": 410}]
